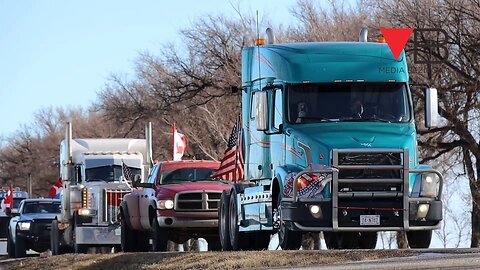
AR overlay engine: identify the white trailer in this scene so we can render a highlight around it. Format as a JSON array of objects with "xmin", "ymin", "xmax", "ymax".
[{"xmin": 51, "ymin": 122, "xmax": 152, "ymax": 254}]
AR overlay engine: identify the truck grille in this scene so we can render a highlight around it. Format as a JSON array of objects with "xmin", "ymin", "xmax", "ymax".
[
  {"xmin": 31, "ymin": 220, "xmax": 52, "ymax": 237},
  {"xmin": 175, "ymin": 191, "xmax": 222, "ymax": 211},
  {"xmin": 333, "ymin": 149, "xmax": 407, "ymax": 228},
  {"xmin": 104, "ymin": 189, "xmax": 131, "ymax": 224},
  {"xmin": 337, "ymin": 151, "xmax": 403, "ymax": 193}
]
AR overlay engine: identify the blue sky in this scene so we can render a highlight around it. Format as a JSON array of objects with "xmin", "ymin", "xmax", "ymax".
[{"xmin": 0, "ymin": 0, "xmax": 295, "ymax": 137}]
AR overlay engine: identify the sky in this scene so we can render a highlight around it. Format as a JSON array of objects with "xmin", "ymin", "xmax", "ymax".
[{"xmin": 0, "ymin": 0, "xmax": 296, "ymax": 138}]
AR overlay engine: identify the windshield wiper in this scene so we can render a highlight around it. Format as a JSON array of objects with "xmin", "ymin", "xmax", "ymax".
[{"xmin": 339, "ymin": 117, "xmax": 391, "ymax": 123}]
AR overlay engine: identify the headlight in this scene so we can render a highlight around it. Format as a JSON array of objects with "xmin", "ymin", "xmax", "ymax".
[
  {"xmin": 420, "ymin": 174, "xmax": 440, "ymax": 198},
  {"xmin": 78, "ymin": 208, "xmax": 96, "ymax": 216},
  {"xmin": 157, "ymin": 199, "xmax": 174, "ymax": 210},
  {"xmin": 18, "ymin": 221, "xmax": 31, "ymax": 231}
]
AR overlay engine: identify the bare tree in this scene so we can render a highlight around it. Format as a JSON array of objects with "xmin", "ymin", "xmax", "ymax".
[{"xmin": 367, "ymin": 0, "xmax": 480, "ymax": 248}]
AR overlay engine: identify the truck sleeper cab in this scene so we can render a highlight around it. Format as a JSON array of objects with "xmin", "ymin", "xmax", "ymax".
[{"xmin": 218, "ymin": 28, "xmax": 443, "ymax": 251}]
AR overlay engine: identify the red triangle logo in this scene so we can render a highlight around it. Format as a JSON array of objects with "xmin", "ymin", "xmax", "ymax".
[{"xmin": 380, "ymin": 28, "xmax": 413, "ymax": 60}]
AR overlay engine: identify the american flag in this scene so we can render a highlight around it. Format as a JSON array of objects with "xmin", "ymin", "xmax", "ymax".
[
  {"xmin": 212, "ymin": 116, "xmax": 244, "ymax": 182},
  {"xmin": 122, "ymin": 161, "xmax": 133, "ymax": 181}
]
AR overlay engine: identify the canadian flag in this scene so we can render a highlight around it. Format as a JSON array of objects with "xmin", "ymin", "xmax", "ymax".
[
  {"xmin": 48, "ymin": 177, "xmax": 63, "ymax": 199},
  {"xmin": 1, "ymin": 185, "xmax": 13, "ymax": 213},
  {"xmin": 173, "ymin": 123, "xmax": 187, "ymax": 161}
]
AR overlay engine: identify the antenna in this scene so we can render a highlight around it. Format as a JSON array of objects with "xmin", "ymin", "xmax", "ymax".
[{"xmin": 256, "ymin": 10, "xmax": 261, "ymax": 91}]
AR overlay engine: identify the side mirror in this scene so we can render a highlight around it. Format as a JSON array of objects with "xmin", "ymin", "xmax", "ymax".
[
  {"xmin": 133, "ymin": 181, "xmax": 154, "ymax": 189},
  {"xmin": 255, "ymin": 91, "xmax": 269, "ymax": 131},
  {"xmin": 424, "ymin": 88, "xmax": 439, "ymax": 128},
  {"xmin": 133, "ymin": 174, "xmax": 141, "ymax": 183},
  {"xmin": 5, "ymin": 207, "xmax": 12, "ymax": 217}
]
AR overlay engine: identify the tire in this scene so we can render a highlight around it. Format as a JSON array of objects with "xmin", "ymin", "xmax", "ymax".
[
  {"xmin": 358, "ymin": 232, "xmax": 377, "ymax": 249},
  {"xmin": 407, "ymin": 230, "xmax": 432, "ymax": 248},
  {"xmin": 276, "ymin": 196, "xmax": 302, "ymax": 250},
  {"xmin": 228, "ymin": 188, "xmax": 251, "ymax": 251},
  {"xmin": 7, "ymin": 231, "xmax": 15, "ymax": 258},
  {"xmin": 136, "ymin": 232, "xmax": 150, "ymax": 252},
  {"xmin": 253, "ymin": 231, "xmax": 271, "ymax": 250},
  {"xmin": 151, "ymin": 219, "xmax": 168, "ymax": 252},
  {"xmin": 74, "ymin": 243, "xmax": 88, "ymax": 254},
  {"xmin": 14, "ymin": 233, "xmax": 26, "ymax": 258},
  {"xmin": 219, "ymin": 189, "xmax": 232, "ymax": 251},
  {"xmin": 121, "ymin": 213, "xmax": 137, "ymax": 252},
  {"xmin": 51, "ymin": 220, "xmax": 60, "ymax": 255},
  {"xmin": 73, "ymin": 223, "xmax": 88, "ymax": 254},
  {"xmin": 207, "ymin": 237, "xmax": 222, "ymax": 251},
  {"xmin": 324, "ymin": 232, "xmax": 359, "ymax": 249}
]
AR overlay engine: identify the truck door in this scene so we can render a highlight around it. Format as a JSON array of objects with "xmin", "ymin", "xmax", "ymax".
[{"xmin": 248, "ymin": 89, "xmax": 266, "ymax": 180}]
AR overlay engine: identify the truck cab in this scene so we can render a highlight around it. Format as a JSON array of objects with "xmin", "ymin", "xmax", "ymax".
[
  {"xmin": 219, "ymin": 28, "xmax": 443, "ymax": 250},
  {"xmin": 51, "ymin": 122, "xmax": 152, "ymax": 254}
]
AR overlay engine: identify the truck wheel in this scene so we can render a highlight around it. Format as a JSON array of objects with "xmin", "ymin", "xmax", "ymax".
[
  {"xmin": 277, "ymin": 197, "xmax": 302, "ymax": 250},
  {"xmin": 7, "ymin": 231, "xmax": 15, "ymax": 258},
  {"xmin": 74, "ymin": 243, "xmax": 88, "ymax": 254},
  {"xmin": 219, "ymin": 189, "xmax": 232, "ymax": 251},
  {"xmin": 121, "ymin": 213, "xmax": 137, "ymax": 252},
  {"xmin": 51, "ymin": 220, "xmax": 60, "ymax": 255},
  {"xmin": 228, "ymin": 188, "xmax": 251, "ymax": 250},
  {"xmin": 407, "ymin": 230, "xmax": 432, "ymax": 248},
  {"xmin": 151, "ymin": 219, "xmax": 168, "ymax": 252},
  {"xmin": 14, "ymin": 233, "xmax": 26, "ymax": 258},
  {"xmin": 207, "ymin": 237, "xmax": 222, "ymax": 251},
  {"xmin": 253, "ymin": 231, "xmax": 271, "ymax": 250},
  {"xmin": 358, "ymin": 232, "xmax": 377, "ymax": 249},
  {"xmin": 72, "ymin": 223, "xmax": 88, "ymax": 254},
  {"xmin": 136, "ymin": 232, "xmax": 150, "ymax": 252}
]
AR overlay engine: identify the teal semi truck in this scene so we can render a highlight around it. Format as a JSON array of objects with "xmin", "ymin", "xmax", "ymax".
[{"xmin": 218, "ymin": 28, "xmax": 443, "ymax": 250}]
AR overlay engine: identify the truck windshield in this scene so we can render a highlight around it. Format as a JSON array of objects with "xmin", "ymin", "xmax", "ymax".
[
  {"xmin": 159, "ymin": 168, "xmax": 216, "ymax": 184},
  {"xmin": 85, "ymin": 165, "xmax": 141, "ymax": 182},
  {"xmin": 287, "ymin": 82, "xmax": 411, "ymax": 124},
  {"xmin": 22, "ymin": 202, "xmax": 61, "ymax": 214}
]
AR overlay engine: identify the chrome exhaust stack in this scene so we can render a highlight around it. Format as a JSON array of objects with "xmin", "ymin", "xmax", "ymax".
[
  {"xmin": 359, "ymin": 27, "xmax": 368, "ymax": 42},
  {"xmin": 266, "ymin": 28, "xmax": 274, "ymax": 44}
]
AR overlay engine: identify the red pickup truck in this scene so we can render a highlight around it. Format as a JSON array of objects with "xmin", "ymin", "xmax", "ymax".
[{"xmin": 120, "ymin": 160, "xmax": 230, "ymax": 251}]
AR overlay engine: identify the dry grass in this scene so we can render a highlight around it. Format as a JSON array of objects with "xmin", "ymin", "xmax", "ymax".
[{"xmin": 0, "ymin": 250, "xmax": 413, "ymax": 270}]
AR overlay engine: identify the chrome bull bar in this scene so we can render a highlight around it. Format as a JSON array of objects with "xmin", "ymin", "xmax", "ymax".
[{"xmin": 284, "ymin": 148, "xmax": 444, "ymax": 232}]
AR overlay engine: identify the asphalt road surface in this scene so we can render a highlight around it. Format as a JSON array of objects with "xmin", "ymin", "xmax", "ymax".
[
  {"xmin": 292, "ymin": 252, "xmax": 480, "ymax": 270},
  {"xmin": 0, "ymin": 239, "xmax": 37, "ymax": 256}
]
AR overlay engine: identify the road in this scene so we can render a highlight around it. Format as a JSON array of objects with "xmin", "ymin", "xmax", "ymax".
[
  {"xmin": 291, "ymin": 252, "xmax": 480, "ymax": 270},
  {"xmin": 1, "ymin": 242, "xmax": 479, "ymax": 270},
  {"xmin": 0, "ymin": 239, "xmax": 37, "ymax": 256}
]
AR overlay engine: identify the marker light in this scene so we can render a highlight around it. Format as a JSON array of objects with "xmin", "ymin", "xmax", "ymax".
[
  {"xmin": 256, "ymin": 38, "xmax": 266, "ymax": 46},
  {"xmin": 377, "ymin": 37, "xmax": 386, "ymax": 43}
]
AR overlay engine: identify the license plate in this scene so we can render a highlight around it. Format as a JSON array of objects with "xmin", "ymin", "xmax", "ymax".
[{"xmin": 360, "ymin": 215, "xmax": 380, "ymax": 226}]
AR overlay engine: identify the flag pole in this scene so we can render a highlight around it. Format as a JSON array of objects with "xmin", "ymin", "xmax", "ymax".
[
  {"xmin": 233, "ymin": 115, "xmax": 240, "ymax": 183},
  {"xmin": 172, "ymin": 122, "xmax": 176, "ymax": 161}
]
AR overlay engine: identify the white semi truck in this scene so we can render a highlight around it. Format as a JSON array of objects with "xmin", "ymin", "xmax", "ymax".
[{"xmin": 50, "ymin": 122, "xmax": 152, "ymax": 254}]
